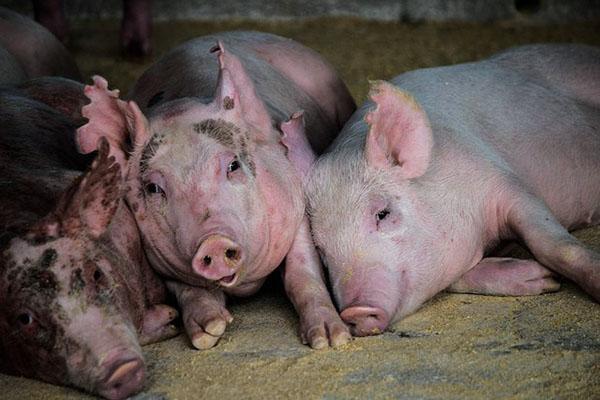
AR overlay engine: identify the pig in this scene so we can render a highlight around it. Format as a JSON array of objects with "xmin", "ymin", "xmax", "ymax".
[
  {"xmin": 0, "ymin": 46, "xmax": 26, "ymax": 86},
  {"xmin": 0, "ymin": 87, "xmax": 178, "ymax": 399},
  {"xmin": 76, "ymin": 31, "xmax": 356, "ymax": 349},
  {"xmin": 32, "ymin": 0, "xmax": 153, "ymax": 57},
  {"xmin": 305, "ymin": 44, "xmax": 600, "ymax": 336},
  {"xmin": 0, "ymin": 6, "xmax": 81, "ymax": 81}
]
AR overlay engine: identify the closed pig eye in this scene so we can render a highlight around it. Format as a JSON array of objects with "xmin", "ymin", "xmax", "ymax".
[{"xmin": 376, "ymin": 208, "xmax": 390, "ymax": 222}]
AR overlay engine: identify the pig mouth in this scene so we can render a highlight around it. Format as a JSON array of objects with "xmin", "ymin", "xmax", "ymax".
[{"xmin": 218, "ymin": 272, "xmax": 238, "ymax": 287}]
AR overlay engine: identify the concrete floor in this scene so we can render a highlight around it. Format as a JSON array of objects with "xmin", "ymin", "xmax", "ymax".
[{"xmin": 0, "ymin": 17, "xmax": 599, "ymax": 399}]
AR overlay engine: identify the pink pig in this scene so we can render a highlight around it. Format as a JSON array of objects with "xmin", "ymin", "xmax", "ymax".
[
  {"xmin": 77, "ymin": 31, "xmax": 356, "ymax": 349},
  {"xmin": 306, "ymin": 44, "xmax": 600, "ymax": 336}
]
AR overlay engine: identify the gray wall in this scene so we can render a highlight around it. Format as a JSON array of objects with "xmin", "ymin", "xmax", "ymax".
[{"xmin": 1, "ymin": 0, "xmax": 600, "ymax": 22}]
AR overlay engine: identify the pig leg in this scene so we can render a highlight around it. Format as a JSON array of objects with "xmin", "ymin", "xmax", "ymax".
[
  {"xmin": 120, "ymin": 0, "xmax": 152, "ymax": 57},
  {"xmin": 283, "ymin": 217, "xmax": 351, "ymax": 349},
  {"xmin": 33, "ymin": 0, "xmax": 68, "ymax": 43},
  {"xmin": 166, "ymin": 281, "xmax": 233, "ymax": 350},
  {"xmin": 507, "ymin": 193, "xmax": 600, "ymax": 301},
  {"xmin": 139, "ymin": 304, "xmax": 179, "ymax": 345},
  {"xmin": 448, "ymin": 257, "xmax": 560, "ymax": 296}
]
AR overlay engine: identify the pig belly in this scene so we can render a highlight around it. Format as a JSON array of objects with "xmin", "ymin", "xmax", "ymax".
[{"xmin": 499, "ymin": 107, "xmax": 600, "ymax": 230}]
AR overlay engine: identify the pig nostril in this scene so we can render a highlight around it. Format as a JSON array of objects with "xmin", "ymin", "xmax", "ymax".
[
  {"xmin": 203, "ymin": 256, "xmax": 212, "ymax": 266},
  {"xmin": 225, "ymin": 248, "xmax": 238, "ymax": 260}
]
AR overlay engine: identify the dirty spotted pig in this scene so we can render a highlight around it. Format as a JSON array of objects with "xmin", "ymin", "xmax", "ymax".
[
  {"xmin": 77, "ymin": 31, "xmax": 356, "ymax": 349},
  {"xmin": 306, "ymin": 44, "xmax": 600, "ymax": 336},
  {"xmin": 0, "ymin": 87, "xmax": 178, "ymax": 399}
]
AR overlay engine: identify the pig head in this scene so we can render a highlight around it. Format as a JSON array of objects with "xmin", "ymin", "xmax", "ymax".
[
  {"xmin": 77, "ymin": 43, "xmax": 308, "ymax": 294},
  {"xmin": 0, "ymin": 143, "xmax": 152, "ymax": 399}
]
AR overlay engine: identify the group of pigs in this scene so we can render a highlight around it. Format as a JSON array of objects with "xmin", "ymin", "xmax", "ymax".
[{"xmin": 0, "ymin": 7, "xmax": 598, "ymax": 400}]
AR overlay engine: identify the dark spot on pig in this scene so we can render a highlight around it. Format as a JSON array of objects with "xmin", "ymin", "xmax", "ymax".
[
  {"xmin": 39, "ymin": 249, "xmax": 58, "ymax": 270},
  {"xmin": 139, "ymin": 134, "xmax": 164, "ymax": 173},
  {"xmin": 69, "ymin": 268, "xmax": 86, "ymax": 295},
  {"xmin": 147, "ymin": 91, "xmax": 165, "ymax": 108},
  {"xmin": 131, "ymin": 202, "xmax": 139, "ymax": 213},
  {"xmin": 194, "ymin": 118, "xmax": 238, "ymax": 147},
  {"xmin": 223, "ymin": 96, "xmax": 234, "ymax": 110},
  {"xmin": 201, "ymin": 211, "xmax": 210, "ymax": 223}
]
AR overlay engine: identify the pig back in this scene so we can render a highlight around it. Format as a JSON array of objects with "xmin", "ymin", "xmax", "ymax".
[
  {"xmin": 129, "ymin": 31, "xmax": 352, "ymax": 154},
  {"xmin": 0, "ymin": 93, "xmax": 91, "ymax": 246}
]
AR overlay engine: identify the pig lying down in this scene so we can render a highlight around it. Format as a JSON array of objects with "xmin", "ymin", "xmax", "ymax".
[
  {"xmin": 78, "ymin": 31, "xmax": 356, "ymax": 349},
  {"xmin": 306, "ymin": 44, "xmax": 600, "ymax": 336},
  {"xmin": 0, "ymin": 86, "xmax": 178, "ymax": 399}
]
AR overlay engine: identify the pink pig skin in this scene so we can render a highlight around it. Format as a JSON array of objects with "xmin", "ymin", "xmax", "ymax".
[
  {"xmin": 77, "ymin": 31, "xmax": 356, "ymax": 349},
  {"xmin": 307, "ymin": 44, "xmax": 600, "ymax": 336},
  {"xmin": 0, "ymin": 87, "xmax": 178, "ymax": 399}
]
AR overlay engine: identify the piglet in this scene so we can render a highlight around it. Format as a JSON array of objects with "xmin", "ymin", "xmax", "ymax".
[
  {"xmin": 306, "ymin": 44, "xmax": 600, "ymax": 336},
  {"xmin": 0, "ymin": 87, "xmax": 177, "ymax": 399}
]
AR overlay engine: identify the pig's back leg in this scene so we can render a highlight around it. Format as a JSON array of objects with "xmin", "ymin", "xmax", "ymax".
[
  {"xmin": 448, "ymin": 257, "xmax": 560, "ymax": 296},
  {"xmin": 505, "ymin": 190, "xmax": 600, "ymax": 301}
]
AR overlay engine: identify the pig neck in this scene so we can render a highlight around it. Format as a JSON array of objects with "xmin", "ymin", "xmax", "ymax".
[
  {"xmin": 420, "ymin": 137, "xmax": 502, "ymax": 292},
  {"xmin": 249, "ymin": 142, "xmax": 305, "ymax": 278}
]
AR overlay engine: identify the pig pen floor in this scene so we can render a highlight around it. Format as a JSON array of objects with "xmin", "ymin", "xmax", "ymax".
[{"xmin": 1, "ymin": 17, "xmax": 600, "ymax": 399}]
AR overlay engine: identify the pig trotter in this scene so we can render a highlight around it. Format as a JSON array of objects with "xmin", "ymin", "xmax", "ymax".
[
  {"xmin": 139, "ymin": 304, "xmax": 179, "ymax": 345},
  {"xmin": 167, "ymin": 281, "xmax": 232, "ymax": 350},
  {"xmin": 508, "ymin": 193, "xmax": 600, "ymax": 301},
  {"xmin": 448, "ymin": 257, "xmax": 561, "ymax": 296}
]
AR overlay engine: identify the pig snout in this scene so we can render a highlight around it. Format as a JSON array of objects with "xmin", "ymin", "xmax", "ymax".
[
  {"xmin": 192, "ymin": 234, "xmax": 244, "ymax": 286},
  {"xmin": 340, "ymin": 305, "xmax": 390, "ymax": 336},
  {"xmin": 97, "ymin": 351, "xmax": 145, "ymax": 400}
]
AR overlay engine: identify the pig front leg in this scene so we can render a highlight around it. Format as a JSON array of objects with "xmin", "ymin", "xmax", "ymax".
[
  {"xmin": 166, "ymin": 281, "xmax": 233, "ymax": 349},
  {"xmin": 448, "ymin": 257, "xmax": 560, "ymax": 296},
  {"xmin": 507, "ymin": 193, "xmax": 600, "ymax": 301},
  {"xmin": 139, "ymin": 304, "xmax": 179, "ymax": 345},
  {"xmin": 283, "ymin": 217, "xmax": 351, "ymax": 349}
]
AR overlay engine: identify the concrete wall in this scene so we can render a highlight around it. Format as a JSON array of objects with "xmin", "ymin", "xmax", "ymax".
[{"xmin": 1, "ymin": 0, "xmax": 599, "ymax": 22}]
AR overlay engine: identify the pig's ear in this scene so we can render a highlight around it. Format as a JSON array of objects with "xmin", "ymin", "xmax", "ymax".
[
  {"xmin": 59, "ymin": 138, "xmax": 123, "ymax": 238},
  {"xmin": 364, "ymin": 80, "xmax": 433, "ymax": 178},
  {"xmin": 211, "ymin": 42, "xmax": 274, "ymax": 140},
  {"xmin": 77, "ymin": 75, "xmax": 151, "ymax": 166},
  {"xmin": 280, "ymin": 111, "xmax": 316, "ymax": 181}
]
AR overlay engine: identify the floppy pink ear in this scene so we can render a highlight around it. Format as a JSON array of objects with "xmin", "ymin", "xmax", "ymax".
[
  {"xmin": 280, "ymin": 111, "xmax": 316, "ymax": 181},
  {"xmin": 364, "ymin": 80, "xmax": 433, "ymax": 179},
  {"xmin": 28, "ymin": 138, "xmax": 123, "ymax": 240},
  {"xmin": 77, "ymin": 75, "xmax": 150, "ymax": 166},
  {"xmin": 211, "ymin": 42, "xmax": 273, "ymax": 140}
]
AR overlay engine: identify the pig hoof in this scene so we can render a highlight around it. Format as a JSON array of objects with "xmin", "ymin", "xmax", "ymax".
[
  {"xmin": 301, "ymin": 309, "xmax": 351, "ymax": 349},
  {"xmin": 192, "ymin": 332, "xmax": 221, "ymax": 350},
  {"xmin": 186, "ymin": 314, "xmax": 233, "ymax": 350}
]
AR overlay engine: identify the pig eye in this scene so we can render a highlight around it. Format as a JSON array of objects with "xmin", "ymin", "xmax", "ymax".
[
  {"xmin": 16, "ymin": 312, "xmax": 33, "ymax": 326},
  {"xmin": 376, "ymin": 209, "xmax": 390, "ymax": 221},
  {"xmin": 93, "ymin": 268, "xmax": 103, "ymax": 282},
  {"xmin": 145, "ymin": 183, "xmax": 165, "ymax": 196},
  {"xmin": 228, "ymin": 159, "xmax": 241, "ymax": 173}
]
